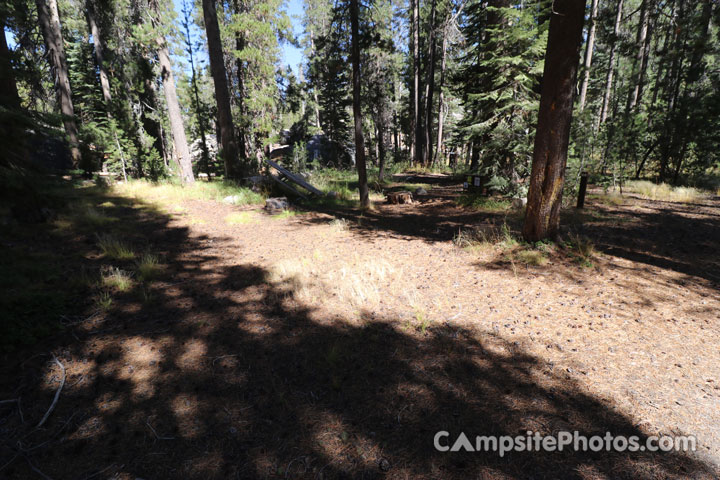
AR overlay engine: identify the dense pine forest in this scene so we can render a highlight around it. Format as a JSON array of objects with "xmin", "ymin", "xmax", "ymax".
[
  {"xmin": 2, "ymin": 0, "xmax": 720, "ymax": 478},
  {"xmin": 3, "ymin": 0, "xmax": 719, "ymax": 205}
]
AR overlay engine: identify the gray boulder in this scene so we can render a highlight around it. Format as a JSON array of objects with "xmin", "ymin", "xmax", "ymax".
[{"xmin": 265, "ymin": 197, "xmax": 289, "ymax": 212}]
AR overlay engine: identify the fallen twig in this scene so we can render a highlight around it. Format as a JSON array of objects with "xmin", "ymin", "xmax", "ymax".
[
  {"xmin": 24, "ymin": 454, "xmax": 54, "ymax": 480},
  {"xmin": 82, "ymin": 463, "xmax": 117, "ymax": 480},
  {"xmin": 0, "ymin": 454, "xmax": 19, "ymax": 474},
  {"xmin": 145, "ymin": 417, "xmax": 174, "ymax": 440},
  {"xmin": 211, "ymin": 354, "xmax": 239, "ymax": 367},
  {"xmin": 36, "ymin": 356, "xmax": 66, "ymax": 429}
]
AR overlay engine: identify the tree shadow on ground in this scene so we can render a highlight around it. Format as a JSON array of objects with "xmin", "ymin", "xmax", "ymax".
[
  {"xmin": 0, "ymin": 181, "xmax": 718, "ymax": 479},
  {"xmin": 576, "ymin": 197, "xmax": 720, "ymax": 287},
  {"xmin": 297, "ymin": 187, "xmax": 720, "ymax": 287}
]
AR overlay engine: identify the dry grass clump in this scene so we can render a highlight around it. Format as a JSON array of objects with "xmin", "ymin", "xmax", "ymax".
[
  {"xmin": 329, "ymin": 218, "xmax": 349, "ymax": 231},
  {"xmin": 624, "ymin": 180, "xmax": 705, "ymax": 203},
  {"xmin": 96, "ymin": 233, "xmax": 135, "ymax": 260},
  {"xmin": 565, "ymin": 233, "xmax": 596, "ymax": 267},
  {"xmin": 113, "ymin": 179, "xmax": 264, "ymax": 207},
  {"xmin": 453, "ymin": 222, "xmax": 518, "ymax": 251},
  {"xmin": 100, "ymin": 266, "xmax": 133, "ymax": 292},
  {"xmin": 269, "ymin": 253, "xmax": 401, "ymax": 307}
]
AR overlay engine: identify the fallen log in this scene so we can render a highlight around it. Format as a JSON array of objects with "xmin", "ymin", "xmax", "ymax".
[{"xmin": 265, "ymin": 158, "xmax": 323, "ymax": 196}]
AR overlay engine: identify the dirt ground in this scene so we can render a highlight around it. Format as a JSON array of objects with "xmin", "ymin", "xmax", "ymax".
[{"xmin": 1, "ymin": 175, "xmax": 719, "ymax": 479}]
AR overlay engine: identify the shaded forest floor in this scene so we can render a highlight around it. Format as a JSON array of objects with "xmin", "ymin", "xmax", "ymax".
[{"xmin": 1, "ymin": 175, "xmax": 719, "ymax": 479}]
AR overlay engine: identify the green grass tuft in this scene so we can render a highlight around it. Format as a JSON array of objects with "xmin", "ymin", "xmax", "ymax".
[
  {"xmin": 136, "ymin": 253, "xmax": 163, "ymax": 281},
  {"xmin": 516, "ymin": 249, "xmax": 549, "ymax": 266},
  {"xmin": 97, "ymin": 233, "xmax": 135, "ymax": 260}
]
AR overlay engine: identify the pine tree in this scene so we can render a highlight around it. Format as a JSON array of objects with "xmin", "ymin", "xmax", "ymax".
[
  {"xmin": 523, "ymin": 0, "xmax": 586, "ymax": 242},
  {"xmin": 36, "ymin": 0, "xmax": 82, "ymax": 166},
  {"xmin": 202, "ymin": 0, "xmax": 242, "ymax": 178}
]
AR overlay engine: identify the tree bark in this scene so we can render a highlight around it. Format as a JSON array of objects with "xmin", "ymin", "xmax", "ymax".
[
  {"xmin": 86, "ymin": 4, "xmax": 111, "ymax": 103},
  {"xmin": 202, "ymin": 0, "xmax": 242, "ymax": 179},
  {"xmin": 309, "ymin": 31, "xmax": 322, "ymax": 129},
  {"xmin": 577, "ymin": 0, "xmax": 598, "ymax": 111},
  {"xmin": 156, "ymin": 40, "xmax": 194, "ymax": 183},
  {"xmin": 412, "ymin": 0, "xmax": 423, "ymax": 165},
  {"xmin": 138, "ymin": 55, "xmax": 168, "ymax": 165},
  {"xmin": 151, "ymin": 0, "xmax": 194, "ymax": 183},
  {"xmin": 433, "ymin": 26, "xmax": 448, "ymax": 166},
  {"xmin": 599, "ymin": 0, "xmax": 623, "ymax": 125},
  {"xmin": 350, "ymin": 0, "xmax": 369, "ymax": 207},
  {"xmin": 36, "ymin": 0, "xmax": 81, "ymax": 167},
  {"xmin": 378, "ymin": 118, "xmax": 386, "ymax": 182},
  {"xmin": 232, "ymin": 0, "xmax": 249, "ymax": 164},
  {"xmin": 626, "ymin": 0, "xmax": 650, "ymax": 112},
  {"xmin": 423, "ymin": 0, "xmax": 437, "ymax": 166},
  {"xmin": 523, "ymin": 0, "xmax": 585, "ymax": 242}
]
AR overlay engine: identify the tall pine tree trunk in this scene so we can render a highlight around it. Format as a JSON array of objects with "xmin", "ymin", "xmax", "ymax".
[
  {"xmin": 378, "ymin": 117, "xmax": 386, "ymax": 182},
  {"xmin": 350, "ymin": 0, "xmax": 369, "ymax": 208},
  {"xmin": 151, "ymin": 0, "xmax": 194, "ymax": 183},
  {"xmin": 626, "ymin": 0, "xmax": 650, "ymax": 112},
  {"xmin": 309, "ymin": 31, "xmax": 322, "ymax": 129},
  {"xmin": 202, "ymin": 0, "xmax": 242, "ymax": 179},
  {"xmin": 36, "ymin": 0, "xmax": 81, "ymax": 167},
  {"xmin": 156, "ymin": 41, "xmax": 194, "ymax": 183},
  {"xmin": 86, "ymin": 4, "xmax": 111, "ymax": 103},
  {"xmin": 433, "ymin": 26, "xmax": 448, "ymax": 166},
  {"xmin": 523, "ymin": 0, "xmax": 585, "ymax": 242},
  {"xmin": 599, "ymin": 0, "xmax": 623, "ymax": 125},
  {"xmin": 577, "ymin": 0, "xmax": 598, "ymax": 111},
  {"xmin": 232, "ymin": 0, "xmax": 249, "ymax": 164},
  {"xmin": 423, "ymin": 0, "xmax": 437, "ymax": 166},
  {"xmin": 412, "ymin": 0, "xmax": 423, "ymax": 165}
]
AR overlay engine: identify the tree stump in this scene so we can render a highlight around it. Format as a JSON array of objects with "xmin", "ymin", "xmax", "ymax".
[{"xmin": 386, "ymin": 191, "xmax": 413, "ymax": 204}]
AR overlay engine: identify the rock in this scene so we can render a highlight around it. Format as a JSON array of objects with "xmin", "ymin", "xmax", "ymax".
[
  {"xmin": 326, "ymin": 191, "xmax": 339, "ymax": 199},
  {"xmin": 386, "ymin": 191, "xmax": 413, "ymax": 204},
  {"xmin": 265, "ymin": 197, "xmax": 289, "ymax": 212},
  {"xmin": 415, "ymin": 187, "xmax": 428, "ymax": 196},
  {"xmin": 223, "ymin": 195, "xmax": 240, "ymax": 205},
  {"xmin": 511, "ymin": 197, "xmax": 527, "ymax": 210}
]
